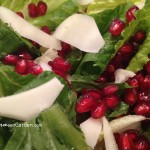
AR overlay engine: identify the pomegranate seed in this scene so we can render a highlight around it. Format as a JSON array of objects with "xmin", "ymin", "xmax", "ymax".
[
  {"xmin": 109, "ymin": 18, "xmax": 126, "ymax": 36},
  {"xmin": 18, "ymin": 50, "xmax": 33, "ymax": 60},
  {"xmin": 57, "ymin": 42, "xmax": 71, "ymax": 58},
  {"xmin": 124, "ymin": 129, "xmax": 139, "ymax": 141},
  {"xmin": 114, "ymin": 133, "xmax": 120, "ymax": 146},
  {"xmin": 141, "ymin": 75, "xmax": 150, "ymax": 92},
  {"xmin": 91, "ymin": 101, "xmax": 107, "ymax": 119},
  {"xmin": 37, "ymin": 1, "xmax": 47, "ymax": 16},
  {"xmin": 127, "ymin": 77, "xmax": 139, "ymax": 87},
  {"xmin": 124, "ymin": 88, "xmax": 137, "ymax": 105},
  {"xmin": 135, "ymin": 72, "xmax": 145, "ymax": 85},
  {"xmin": 145, "ymin": 61, "xmax": 150, "ymax": 74},
  {"xmin": 119, "ymin": 133, "xmax": 134, "ymax": 150},
  {"xmin": 76, "ymin": 95, "xmax": 96, "ymax": 113},
  {"xmin": 102, "ymin": 85, "xmax": 119, "ymax": 96},
  {"xmin": 48, "ymin": 57, "xmax": 71, "ymax": 73},
  {"xmin": 137, "ymin": 91, "xmax": 150, "ymax": 103},
  {"xmin": 132, "ymin": 30, "xmax": 146, "ymax": 44},
  {"xmin": 134, "ymin": 101, "xmax": 150, "ymax": 117},
  {"xmin": 82, "ymin": 89, "xmax": 102, "ymax": 100},
  {"xmin": 119, "ymin": 43, "xmax": 134, "ymax": 54},
  {"xmin": 111, "ymin": 53, "xmax": 124, "ymax": 68},
  {"xmin": 134, "ymin": 136, "xmax": 150, "ymax": 150},
  {"xmin": 106, "ymin": 64, "xmax": 116, "ymax": 74},
  {"xmin": 97, "ymin": 73, "xmax": 108, "ymax": 83},
  {"xmin": 28, "ymin": 3, "xmax": 38, "ymax": 18},
  {"xmin": 16, "ymin": 12, "xmax": 24, "ymax": 18},
  {"xmin": 126, "ymin": 5, "xmax": 139, "ymax": 23},
  {"xmin": 28, "ymin": 64, "xmax": 43, "ymax": 75},
  {"xmin": 3, "ymin": 54, "xmax": 19, "ymax": 65},
  {"xmin": 41, "ymin": 26, "xmax": 51, "ymax": 35},
  {"xmin": 104, "ymin": 95, "xmax": 120, "ymax": 109},
  {"xmin": 14, "ymin": 59, "xmax": 28, "ymax": 75},
  {"xmin": 26, "ymin": 60, "xmax": 36, "ymax": 67},
  {"xmin": 31, "ymin": 41, "xmax": 40, "ymax": 49}
]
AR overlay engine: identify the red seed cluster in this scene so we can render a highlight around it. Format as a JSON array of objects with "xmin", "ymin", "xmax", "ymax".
[
  {"xmin": 76, "ymin": 85, "xmax": 120, "ymax": 119},
  {"xmin": 48, "ymin": 57, "xmax": 72, "ymax": 79},
  {"xmin": 28, "ymin": 1, "xmax": 47, "ymax": 18},
  {"xmin": 114, "ymin": 129, "xmax": 150, "ymax": 150},
  {"xmin": 2, "ymin": 50, "xmax": 43, "ymax": 76}
]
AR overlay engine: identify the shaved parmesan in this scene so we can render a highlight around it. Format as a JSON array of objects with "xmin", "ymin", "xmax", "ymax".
[
  {"xmin": 110, "ymin": 115, "xmax": 146, "ymax": 133},
  {"xmin": 114, "ymin": 69, "xmax": 136, "ymax": 83},
  {"xmin": 80, "ymin": 117, "xmax": 103, "ymax": 148},
  {"xmin": 0, "ymin": 6, "xmax": 61, "ymax": 50},
  {"xmin": 53, "ymin": 14, "xmax": 105, "ymax": 53},
  {"xmin": 0, "ymin": 77, "xmax": 64, "ymax": 121},
  {"xmin": 102, "ymin": 117, "xmax": 118, "ymax": 150},
  {"xmin": 77, "ymin": 0, "xmax": 94, "ymax": 5},
  {"xmin": 135, "ymin": 0, "xmax": 145, "ymax": 9}
]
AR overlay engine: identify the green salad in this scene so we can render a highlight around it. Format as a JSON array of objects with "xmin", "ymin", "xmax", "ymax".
[{"xmin": 0, "ymin": 0, "xmax": 150, "ymax": 150}]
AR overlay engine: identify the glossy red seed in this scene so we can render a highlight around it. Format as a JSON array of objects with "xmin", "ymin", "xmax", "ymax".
[
  {"xmin": 102, "ymin": 85, "xmax": 119, "ymax": 96},
  {"xmin": 31, "ymin": 41, "xmax": 40, "ymax": 49},
  {"xmin": 14, "ymin": 59, "xmax": 28, "ymax": 75},
  {"xmin": 97, "ymin": 74, "xmax": 108, "ymax": 83},
  {"xmin": 109, "ymin": 18, "xmax": 126, "ymax": 36},
  {"xmin": 111, "ymin": 53, "xmax": 124, "ymax": 68},
  {"xmin": 57, "ymin": 42, "xmax": 71, "ymax": 58},
  {"xmin": 127, "ymin": 77, "xmax": 139, "ymax": 87},
  {"xmin": 18, "ymin": 50, "xmax": 33, "ymax": 60},
  {"xmin": 28, "ymin": 64, "xmax": 43, "ymax": 75},
  {"xmin": 91, "ymin": 101, "xmax": 107, "ymax": 119},
  {"xmin": 104, "ymin": 95, "xmax": 120, "ymax": 109},
  {"xmin": 126, "ymin": 5, "xmax": 139, "ymax": 23},
  {"xmin": 28, "ymin": 3, "xmax": 38, "ymax": 18},
  {"xmin": 41, "ymin": 26, "xmax": 51, "ymax": 35},
  {"xmin": 82, "ymin": 89, "xmax": 102, "ymax": 100},
  {"xmin": 134, "ymin": 101, "xmax": 150, "ymax": 117},
  {"xmin": 141, "ymin": 75, "xmax": 150, "ymax": 92},
  {"xmin": 119, "ymin": 43, "xmax": 134, "ymax": 54},
  {"xmin": 124, "ymin": 129, "xmax": 139, "ymax": 141},
  {"xmin": 106, "ymin": 64, "xmax": 116, "ymax": 74},
  {"xmin": 132, "ymin": 30, "xmax": 146, "ymax": 44},
  {"xmin": 114, "ymin": 133, "xmax": 120, "ymax": 146},
  {"xmin": 3, "ymin": 54, "xmax": 19, "ymax": 65},
  {"xmin": 16, "ymin": 12, "xmax": 24, "ymax": 18},
  {"xmin": 145, "ymin": 61, "xmax": 150, "ymax": 74},
  {"xmin": 119, "ymin": 133, "xmax": 134, "ymax": 150},
  {"xmin": 134, "ymin": 136, "xmax": 150, "ymax": 150},
  {"xmin": 48, "ymin": 57, "xmax": 71, "ymax": 73},
  {"xmin": 26, "ymin": 60, "xmax": 36, "ymax": 67},
  {"xmin": 124, "ymin": 88, "xmax": 137, "ymax": 105},
  {"xmin": 76, "ymin": 95, "xmax": 96, "ymax": 113},
  {"xmin": 37, "ymin": 1, "xmax": 47, "ymax": 16},
  {"xmin": 137, "ymin": 90, "xmax": 150, "ymax": 103}
]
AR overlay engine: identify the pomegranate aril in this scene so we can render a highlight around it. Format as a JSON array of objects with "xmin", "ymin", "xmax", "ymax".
[
  {"xmin": 124, "ymin": 88, "xmax": 137, "ymax": 105},
  {"xmin": 28, "ymin": 3, "xmax": 38, "ymax": 18},
  {"xmin": 3, "ymin": 54, "xmax": 19, "ymax": 65},
  {"xmin": 134, "ymin": 136, "xmax": 150, "ymax": 150},
  {"xmin": 76, "ymin": 95, "xmax": 96, "ymax": 113},
  {"xmin": 104, "ymin": 95, "xmax": 120, "ymax": 109},
  {"xmin": 97, "ymin": 73, "xmax": 108, "ymax": 83},
  {"xmin": 31, "ymin": 41, "xmax": 40, "ymax": 49},
  {"xmin": 57, "ymin": 42, "xmax": 71, "ymax": 58},
  {"xmin": 28, "ymin": 64, "xmax": 43, "ymax": 76},
  {"xmin": 41, "ymin": 26, "xmax": 51, "ymax": 35},
  {"xmin": 127, "ymin": 77, "xmax": 139, "ymax": 87},
  {"xmin": 102, "ymin": 85, "xmax": 119, "ymax": 96},
  {"xmin": 114, "ymin": 133, "xmax": 120, "ymax": 146},
  {"xmin": 18, "ymin": 50, "xmax": 33, "ymax": 60},
  {"xmin": 48, "ymin": 57, "xmax": 71, "ymax": 73},
  {"xmin": 82, "ymin": 89, "xmax": 102, "ymax": 100},
  {"xmin": 134, "ymin": 101, "xmax": 150, "ymax": 117},
  {"xmin": 14, "ymin": 59, "xmax": 28, "ymax": 75},
  {"xmin": 119, "ymin": 43, "xmax": 134, "ymax": 54},
  {"xmin": 109, "ymin": 18, "xmax": 126, "ymax": 36},
  {"xmin": 145, "ymin": 60, "xmax": 150, "ymax": 74},
  {"xmin": 141, "ymin": 75, "xmax": 150, "ymax": 92},
  {"xmin": 16, "ymin": 12, "xmax": 24, "ymax": 18},
  {"xmin": 37, "ymin": 1, "xmax": 47, "ymax": 16},
  {"xmin": 132, "ymin": 30, "xmax": 146, "ymax": 44},
  {"xmin": 119, "ymin": 133, "xmax": 134, "ymax": 150},
  {"xmin": 91, "ymin": 101, "xmax": 107, "ymax": 119},
  {"xmin": 124, "ymin": 129, "xmax": 139, "ymax": 141},
  {"xmin": 26, "ymin": 60, "xmax": 36, "ymax": 67},
  {"xmin": 137, "ymin": 90, "xmax": 150, "ymax": 103},
  {"xmin": 126, "ymin": 5, "xmax": 139, "ymax": 23}
]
